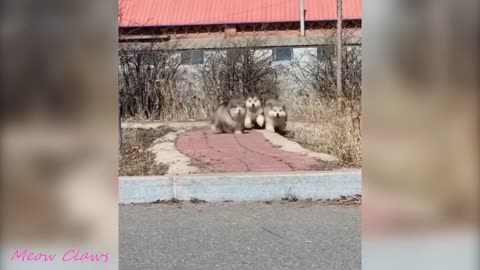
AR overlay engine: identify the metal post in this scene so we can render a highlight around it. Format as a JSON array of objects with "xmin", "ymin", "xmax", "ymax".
[
  {"xmin": 300, "ymin": 0, "xmax": 305, "ymax": 36},
  {"xmin": 336, "ymin": 0, "xmax": 343, "ymax": 102}
]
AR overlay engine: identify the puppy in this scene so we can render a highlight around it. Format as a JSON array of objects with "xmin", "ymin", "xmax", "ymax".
[
  {"xmin": 210, "ymin": 97, "xmax": 246, "ymax": 134},
  {"xmin": 264, "ymin": 99, "xmax": 288, "ymax": 133},
  {"xmin": 244, "ymin": 95, "xmax": 265, "ymax": 129}
]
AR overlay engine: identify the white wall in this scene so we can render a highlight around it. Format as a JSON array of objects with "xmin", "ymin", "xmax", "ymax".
[
  {"xmin": 176, "ymin": 47, "xmax": 320, "ymax": 93},
  {"xmin": 163, "ymin": 46, "xmax": 359, "ymax": 99}
]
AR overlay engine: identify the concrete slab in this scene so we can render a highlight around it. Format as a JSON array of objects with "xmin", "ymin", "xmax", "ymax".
[
  {"xmin": 122, "ymin": 121, "xmax": 209, "ymax": 129},
  {"xmin": 119, "ymin": 176, "xmax": 172, "ymax": 203},
  {"xmin": 258, "ymin": 129, "xmax": 338, "ymax": 162},
  {"xmin": 149, "ymin": 129, "xmax": 200, "ymax": 175},
  {"xmin": 119, "ymin": 170, "xmax": 361, "ymax": 204}
]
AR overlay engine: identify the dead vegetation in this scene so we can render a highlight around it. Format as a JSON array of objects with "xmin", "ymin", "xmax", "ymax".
[
  {"xmin": 119, "ymin": 126, "xmax": 174, "ymax": 176},
  {"xmin": 119, "ymin": 37, "xmax": 281, "ymax": 121},
  {"xmin": 290, "ymin": 35, "xmax": 361, "ymax": 102},
  {"xmin": 119, "ymin": 42, "xmax": 208, "ymax": 120},
  {"xmin": 277, "ymin": 194, "xmax": 361, "ymax": 206},
  {"xmin": 285, "ymin": 33, "xmax": 361, "ymax": 167},
  {"xmin": 318, "ymin": 194, "xmax": 362, "ymax": 206},
  {"xmin": 285, "ymin": 98, "xmax": 361, "ymax": 167},
  {"xmin": 118, "ymin": 33, "xmax": 361, "ymax": 168},
  {"xmin": 195, "ymin": 37, "xmax": 282, "ymax": 110}
]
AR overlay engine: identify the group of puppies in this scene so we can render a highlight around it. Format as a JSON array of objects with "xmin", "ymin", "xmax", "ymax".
[{"xmin": 210, "ymin": 95, "xmax": 288, "ymax": 134}]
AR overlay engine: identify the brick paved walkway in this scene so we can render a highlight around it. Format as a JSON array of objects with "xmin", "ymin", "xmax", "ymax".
[{"xmin": 176, "ymin": 128, "xmax": 333, "ymax": 173}]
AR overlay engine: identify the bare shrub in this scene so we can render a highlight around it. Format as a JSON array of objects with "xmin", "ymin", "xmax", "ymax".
[
  {"xmin": 290, "ymin": 32, "xmax": 361, "ymax": 103},
  {"xmin": 286, "ymin": 97, "xmax": 361, "ymax": 167},
  {"xmin": 286, "ymin": 31, "xmax": 362, "ymax": 167},
  {"xmin": 119, "ymin": 37, "xmax": 282, "ymax": 120},
  {"xmin": 195, "ymin": 37, "xmax": 282, "ymax": 113},
  {"xmin": 119, "ymin": 41, "xmax": 189, "ymax": 120}
]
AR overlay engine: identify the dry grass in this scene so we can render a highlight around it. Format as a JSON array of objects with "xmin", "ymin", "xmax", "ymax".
[
  {"xmin": 319, "ymin": 194, "xmax": 362, "ymax": 206},
  {"xmin": 119, "ymin": 126, "xmax": 175, "ymax": 176},
  {"xmin": 284, "ymin": 96, "xmax": 361, "ymax": 168}
]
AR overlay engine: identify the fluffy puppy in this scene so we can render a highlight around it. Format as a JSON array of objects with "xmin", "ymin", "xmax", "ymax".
[
  {"xmin": 244, "ymin": 95, "xmax": 265, "ymax": 129},
  {"xmin": 264, "ymin": 99, "xmax": 288, "ymax": 133},
  {"xmin": 210, "ymin": 97, "xmax": 246, "ymax": 134}
]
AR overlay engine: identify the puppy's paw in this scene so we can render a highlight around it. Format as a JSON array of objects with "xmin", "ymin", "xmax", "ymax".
[
  {"xmin": 234, "ymin": 130, "xmax": 242, "ymax": 135},
  {"xmin": 211, "ymin": 125, "xmax": 221, "ymax": 134},
  {"xmin": 256, "ymin": 115, "xmax": 265, "ymax": 128},
  {"xmin": 244, "ymin": 118, "xmax": 253, "ymax": 129},
  {"xmin": 265, "ymin": 124, "xmax": 275, "ymax": 132}
]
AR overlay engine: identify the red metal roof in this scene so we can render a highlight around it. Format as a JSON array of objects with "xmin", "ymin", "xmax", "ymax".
[{"xmin": 119, "ymin": 0, "xmax": 362, "ymax": 27}]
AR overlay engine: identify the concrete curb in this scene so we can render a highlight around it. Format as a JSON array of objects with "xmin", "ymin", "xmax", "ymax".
[{"xmin": 120, "ymin": 170, "xmax": 361, "ymax": 204}]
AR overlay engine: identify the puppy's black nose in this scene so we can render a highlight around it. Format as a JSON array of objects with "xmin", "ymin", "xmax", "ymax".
[
  {"xmin": 276, "ymin": 113, "xmax": 279, "ymax": 117},
  {"xmin": 252, "ymin": 104, "xmax": 255, "ymax": 108}
]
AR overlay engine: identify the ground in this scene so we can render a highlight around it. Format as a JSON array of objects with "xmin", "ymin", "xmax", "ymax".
[
  {"xmin": 177, "ymin": 127, "xmax": 339, "ymax": 173},
  {"xmin": 120, "ymin": 202, "xmax": 360, "ymax": 270},
  {"xmin": 120, "ymin": 127, "xmax": 174, "ymax": 176},
  {"xmin": 119, "ymin": 121, "xmax": 341, "ymax": 176}
]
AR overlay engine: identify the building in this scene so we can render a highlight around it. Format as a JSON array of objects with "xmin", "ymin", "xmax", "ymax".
[
  {"xmin": 119, "ymin": 0, "xmax": 362, "ymax": 49},
  {"xmin": 118, "ymin": 0, "xmax": 362, "ymax": 109}
]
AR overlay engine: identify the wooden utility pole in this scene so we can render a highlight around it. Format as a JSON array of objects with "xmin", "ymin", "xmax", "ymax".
[
  {"xmin": 299, "ymin": 0, "xmax": 305, "ymax": 36},
  {"xmin": 336, "ymin": 0, "xmax": 343, "ymax": 105}
]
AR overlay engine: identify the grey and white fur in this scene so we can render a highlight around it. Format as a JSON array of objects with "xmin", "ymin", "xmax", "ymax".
[
  {"xmin": 264, "ymin": 99, "xmax": 288, "ymax": 133},
  {"xmin": 244, "ymin": 95, "xmax": 265, "ymax": 129},
  {"xmin": 210, "ymin": 97, "xmax": 246, "ymax": 134}
]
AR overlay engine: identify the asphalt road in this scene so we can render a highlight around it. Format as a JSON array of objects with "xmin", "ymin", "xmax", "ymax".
[{"xmin": 120, "ymin": 202, "xmax": 360, "ymax": 270}]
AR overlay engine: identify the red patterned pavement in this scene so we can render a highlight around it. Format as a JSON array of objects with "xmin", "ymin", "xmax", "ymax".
[{"xmin": 176, "ymin": 128, "xmax": 332, "ymax": 173}]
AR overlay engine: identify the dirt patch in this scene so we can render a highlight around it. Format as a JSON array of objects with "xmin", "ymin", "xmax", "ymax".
[
  {"xmin": 120, "ymin": 127, "xmax": 174, "ymax": 176},
  {"xmin": 187, "ymin": 159, "xmax": 212, "ymax": 172},
  {"xmin": 318, "ymin": 195, "xmax": 362, "ymax": 206},
  {"xmin": 278, "ymin": 195, "xmax": 362, "ymax": 206}
]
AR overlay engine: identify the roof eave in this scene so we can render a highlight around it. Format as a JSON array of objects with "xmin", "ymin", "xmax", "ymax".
[{"xmin": 119, "ymin": 18, "xmax": 362, "ymax": 29}]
